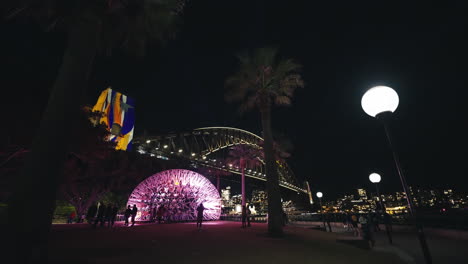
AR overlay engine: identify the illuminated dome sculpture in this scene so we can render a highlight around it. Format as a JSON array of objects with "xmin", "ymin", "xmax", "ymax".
[{"xmin": 127, "ymin": 169, "xmax": 221, "ymax": 222}]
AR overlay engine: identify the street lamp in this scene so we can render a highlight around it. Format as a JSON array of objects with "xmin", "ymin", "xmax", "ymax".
[
  {"xmin": 362, "ymin": 86, "xmax": 432, "ymax": 264},
  {"xmin": 369, "ymin": 172, "xmax": 393, "ymax": 244},
  {"xmin": 316, "ymin": 192, "xmax": 325, "ymax": 229},
  {"xmin": 369, "ymin": 173, "xmax": 384, "ymax": 211}
]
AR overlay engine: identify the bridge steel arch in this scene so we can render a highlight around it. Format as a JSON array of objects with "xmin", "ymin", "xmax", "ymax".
[{"xmin": 134, "ymin": 127, "xmax": 308, "ymax": 193}]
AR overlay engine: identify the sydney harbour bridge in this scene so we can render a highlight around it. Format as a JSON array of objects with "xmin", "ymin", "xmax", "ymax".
[{"xmin": 133, "ymin": 127, "xmax": 310, "ymax": 195}]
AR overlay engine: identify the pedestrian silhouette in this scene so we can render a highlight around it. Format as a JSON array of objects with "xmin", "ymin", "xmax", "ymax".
[
  {"xmin": 124, "ymin": 205, "xmax": 132, "ymax": 226},
  {"xmin": 131, "ymin": 204, "xmax": 138, "ymax": 226},
  {"xmin": 157, "ymin": 205, "xmax": 165, "ymax": 224},
  {"xmin": 383, "ymin": 212, "xmax": 393, "ymax": 244},
  {"xmin": 241, "ymin": 205, "xmax": 247, "ymax": 228},
  {"xmin": 109, "ymin": 204, "xmax": 118, "ymax": 228},
  {"xmin": 366, "ymin": 212, "xmax": 376, "ymax": 247},
  {"xmin": 104, "ymin": 204, "xmax": 112, "ymax": 227},
  {"xmin": 351, "ymin": 214, "xmax": 359, "ymax": 236},
  {"xmin": 196, "ymin": 203, "xmax": 205, "ymax": 230},
  {"xmin": 282, "ymin": 210, "xmax": 288, "ymax": 226},
  {"xmin": 93, "ymin": 203, "xmax": 106, "ymax": 228},
  {"xmin": 372, "ymin": 213, "xmax": 381, "ymax": 231},
  {"xmin": 246, "ymin": 206, "xmax": 251, "ymax": 227},
  {"xmin": 67, "ymin": 211, "xmax": 76, "ymax": 224},
  {"xmin": 86, "ymin": 204, "xmax": 97, "ymax": 224},
  {"xmin": 325, "ymin": 214, "xmax": 332, "ymax": 232}
]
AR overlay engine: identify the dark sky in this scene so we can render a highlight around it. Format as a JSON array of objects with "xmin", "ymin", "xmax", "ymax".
[{"xmin": 3, "ymin": 1, "xmax": 468, "ymax": 200}]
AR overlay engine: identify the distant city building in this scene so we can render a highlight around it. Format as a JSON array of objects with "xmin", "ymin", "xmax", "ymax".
[
  {"xmin": 357, "ymin": 188, "xmax": 368, "ymax": 201},
  {"xmin": 221, "ymin": 186, "xmax": 231, "ymax": 201},
  {"xmin": 323, "ymin": 187, "xmax": 467, "ymax": 215},
  {"xmin": 251, "ymin": 190, "xmax": 268, "ymax": 215}
]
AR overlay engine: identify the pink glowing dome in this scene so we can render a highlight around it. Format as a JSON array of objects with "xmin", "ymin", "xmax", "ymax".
[{"xmin": 127, "ymin": 169, "xmax": 221, "ymax": 221}]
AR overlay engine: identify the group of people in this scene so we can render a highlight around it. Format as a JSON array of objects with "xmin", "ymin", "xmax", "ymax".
[
  {"xmin": 342, "ymin": 211, "xmax": 393, "ymax": 247},
  {"xmin": 124, "ymin": 204, "xmax": 138, "ymax": 226},
  {"xmin": 86, "ymin": 203, "xmax": 120, "ymax": 228},
  {"xmin": 84, "ymin": 203, "xmax": 134, "ymax": 228}
]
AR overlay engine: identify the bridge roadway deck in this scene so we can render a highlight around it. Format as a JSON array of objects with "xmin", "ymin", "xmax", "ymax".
[{"xmin": 49, "ymin": 221, "xmax": 403, "ymax": 264}]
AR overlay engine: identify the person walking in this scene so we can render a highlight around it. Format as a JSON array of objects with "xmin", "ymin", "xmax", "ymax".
[
  {"xmin": 366, "ymin": 212, "xmax": 376, "ymax": 247},
  {"xmin": 104, "ymin": 204, "xmax": 112, "ymax": 227},
  {"xmin": 383, "ymin": 212, "xmax": 393, "ymax": 244},
  {"xmin": 241, "ymin": 205, "xmax": 247, "ymax": 228},
  {"xmin": 93, "ymin": 203, "xmax": 106, "ymax": 228},
  {"xmin": 246, "ymin": 206, "xmax": 252, "ymax": 227},
  {"xmin": 342, "ymin": 213, "xmax": 348, "ymax": 230},
  {"xmin": 196, "ymin": 203, "xmax": 205, "ymax": 230},
  {"xmin": 373, "ymin": 213, "xmax": 381, "ymax": 232},
  {"xmin": 351, "ymin": 213, "xmax": 359, "ymax": 236},
  {"xmin": 157, "ymin": 205, "xmax": 165, "ymax": 224},
  {"xmin": 131, "ymin": 204, "xmax": 138, "ymax": 226},
  {"xmin": 358, "ymin": 214, "xmax": 368, "ymax": 239},
  {"xmin": 67, "ymin": 211, "xmax": 76, "ymax": 224},
  {"xmin": 86, "ymin": 203, "xmax": 97, "ymax": 224},
  {"xmin": 124, "ymin": 205, "xmax": 132, "ymax": 226},
  {"xmin": 325, "ymin": 214, "xmax": 332, "ymax": 232},
  {"xmin": 283, "ymin": 211, "xmax": 289, "ymax": 226},
  {"xmin": 109, "ymin": 204, "xmax": 119, "ymax": 228}
]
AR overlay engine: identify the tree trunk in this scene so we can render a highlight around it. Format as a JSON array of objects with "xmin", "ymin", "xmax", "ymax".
[
  {"xmin": 8, "ymin": 10, "xmax": 101, "ymax": 263},
  {"xmin": 216, "ymin": 174, "xmax": 220, "ymax": 194},
  {"xmin": 260, "ymin": 106, "xmax": 283, "ymax": 236}
]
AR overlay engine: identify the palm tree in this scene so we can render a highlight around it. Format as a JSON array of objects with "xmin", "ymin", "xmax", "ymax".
[
  {"xmin": 225, "ymin": 47, "xmax": 304, "ymax": 236},
  {"xmin": 4, "ymin": 1, "xmax": 187, "ymax": 262},
  {"xmin": 227, "ymin": 145, "xmax": 262, "ymax": 207}
]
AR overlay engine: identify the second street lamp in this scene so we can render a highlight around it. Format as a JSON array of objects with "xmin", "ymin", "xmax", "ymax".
[
  {"xmin": 316, "ymin": 192, "xmax": 326, "ymax": 230},
  {"xmin": 370, "ymin": 172, "xmax": 393, "ymax": 244},
  {"xmin": 362, "ymin": 86, "xmax": 432, "ymax": 264},
  {"xmin": 369, "ymin": 173, "xmax": 384, "ymax": 211}
]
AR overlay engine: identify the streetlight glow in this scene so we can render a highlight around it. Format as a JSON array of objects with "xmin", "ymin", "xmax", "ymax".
[
  {"xmin": 316, "ymin": 192, "xmax": 323, "ymax": 198},
  {"xmin": 361, "ymin": 85, "xmax": 432, "ymax": 263},
  {"xmin": 361, "ymin": 86, "xmax": 399, "ymax": 117},
  {"xmin": 369, "ymin": 173, "xmax": 381, "ymax": 183}
]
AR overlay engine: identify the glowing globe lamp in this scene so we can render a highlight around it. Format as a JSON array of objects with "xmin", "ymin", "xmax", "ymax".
[
  {"xmin": 316, "ymin": 192, "xmax": 323, "ymax": 198},
  {"xmin": 369, "ymin": 173, "xmax": 381, "ymax": 183},
  {"xmin": 361, "ymin": 86, "xmax": 399, "ymax": 117}
]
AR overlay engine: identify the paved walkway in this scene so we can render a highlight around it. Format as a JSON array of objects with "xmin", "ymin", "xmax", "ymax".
[
  {"xmin": 290, "ymin": 222, "xmax": 468, "ymax": 264},
  {"xmin": 48, "ymin": 221, "xmax": 404, "ymax": 264}
]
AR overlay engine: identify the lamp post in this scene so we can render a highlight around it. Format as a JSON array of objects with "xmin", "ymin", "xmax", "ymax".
[
  {"xmin": 369, "ymin": 173, "xmax": 384, "ymax": 211},
  {"xmin": 316, "ymin": 192, "xmax": 326, "ymax": 229},
  {"xmin": 362, "ymin": 86, "xmax": 432, "ymax": 264}
]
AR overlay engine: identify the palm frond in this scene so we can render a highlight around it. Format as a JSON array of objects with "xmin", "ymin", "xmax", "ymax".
[
  {"xmin": 225, "ymin": 46, "xmax": 304, "ymax": 111},
  {"xmin": 274, "ymin": 96, "xmax": 291, "ymax": 106},
  {"xmin": 253, "ymin": 47, "xmax": 278, "ymax": 69},
  {"xmin": 238, "ymin": 94, "xmax": 258, "ymax": 114}
]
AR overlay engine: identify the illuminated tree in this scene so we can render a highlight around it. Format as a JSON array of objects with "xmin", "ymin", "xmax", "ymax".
[
  {"xmin": 60, "ymin": 110, "xmax": 172, "ymax": 218},
  {"xmin": 4, "ymin": 1, "xmax": 188, "ymax": 261},
  {"xmin": 225, "ymin": 47, "xmax": 304, "ymax": 236}
]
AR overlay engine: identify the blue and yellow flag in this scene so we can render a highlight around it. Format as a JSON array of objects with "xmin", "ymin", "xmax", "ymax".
[{"xmin": 92, "ymin": 88, "xmax": 135, "ymax": 151}]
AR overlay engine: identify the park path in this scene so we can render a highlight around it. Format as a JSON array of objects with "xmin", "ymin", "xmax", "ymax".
[
  {"xmin": 48, "ymin": 221, "xmax": 403, "ymax": 264},
  {"xmin": 290, "ymin": 221, "xmax": 468, "ymax": 264}
]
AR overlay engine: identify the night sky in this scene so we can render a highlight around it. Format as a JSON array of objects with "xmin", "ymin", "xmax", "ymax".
[{"xmin": 3, "ymin": 1, "xmax": 468, "ymax": 200}]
